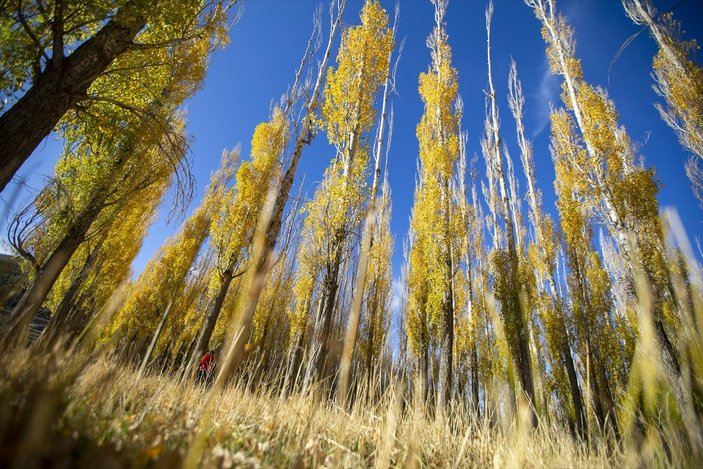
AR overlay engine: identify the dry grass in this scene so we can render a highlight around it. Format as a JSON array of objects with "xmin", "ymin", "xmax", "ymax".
[{"xmin": 0, "ymin": 347, "xmax": 668, "ymax": 468}]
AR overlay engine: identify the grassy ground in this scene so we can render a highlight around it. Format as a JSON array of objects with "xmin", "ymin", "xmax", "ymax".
[{"xmin": 4, "ymin": 346, "xmax": 680, "ymax": 468}]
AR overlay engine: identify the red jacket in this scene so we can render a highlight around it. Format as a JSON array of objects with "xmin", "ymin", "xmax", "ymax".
[{"xmin": 198, "ymin": 353, "xmax": 213, "ymax": 372}]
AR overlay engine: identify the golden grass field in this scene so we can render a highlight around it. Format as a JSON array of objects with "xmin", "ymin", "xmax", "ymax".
[{"xmin": 2, "ymin": 345, "xmax": 694, "ymax": 468}]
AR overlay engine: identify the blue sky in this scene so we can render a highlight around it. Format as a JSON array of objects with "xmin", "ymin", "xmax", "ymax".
[{"xmin": 4, "ymin": 0, "xmax": 703, "ymax": 291}]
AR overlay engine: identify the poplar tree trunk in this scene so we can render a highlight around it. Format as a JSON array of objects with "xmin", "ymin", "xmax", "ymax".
[
  {"xmin": 0, "ymin": 14, "xmax": 146, "ymax": 191},
  {"xmin": 572, "ymin": 253, "xmax": 618, "ymax": 436},
  {"xmin": 548, "ymin": 271, "xmax": 587, "ymax": 438},
  {"xmin": 437, "ymin": 182, "xmax": 455, "ymax": 410},
  {"xmin": 471, "ymin": 343, "xmax": 480, "ymax": 417},
  {"xmin": 39, "ymin": 234, "xmax": 106, "ymax": 347},
  {"xmin": 437, "ymin": 297, "xmax": 453, "ymax": 409},
  {"xmin": 284, "ymin": 320, "xmax": 307, "ymax": 396},
  {"xmin": 460, "ymin": 162, "xmax": 481, "ymax": 419},
  {"xmin": 311, "ymin": 257, "xmax": 342, "ymax": 379},
  {"xmin": 338, "ymin": 196, "xmax": 374, "ymax": 404},
  {"xmin": 139, "ymin": 301, "xmax": 173, "ymax": 377},
  {"xmin": 193, "ymin": 267, "xmax": 234, "ymax": 358},
  {"xmin": 4, "ymin": 190, "xmax": 114, "ymax": 346},
  {"xmin": 585, "ymin": 340, "xmax": 618, "ymax": 437},
  {"xmin": 594, "ymin": 349, "xmax": 619, "ymax": 437},
  {"xmin": 561, "ymin": 331, "xmax": 587, "ymax": 438},
  {"xmin": 364, "ymin": 288, "xmax": 381, "ymax": 379},
  {"xmin": 418, "ymin": 346, "xmax": 429, "ymax": 406}
]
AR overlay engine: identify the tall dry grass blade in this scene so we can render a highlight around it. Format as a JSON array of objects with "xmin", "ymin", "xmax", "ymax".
[{"xmin": 183, "ymin": 179, "xmax": 277, "ymax": 469}]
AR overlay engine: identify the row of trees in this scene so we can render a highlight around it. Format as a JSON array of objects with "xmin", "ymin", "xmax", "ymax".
[
  {"xmin": 402, "ymin": 0, "xmax": 702, "ymax": 443},
  {"xmin": 1, "ymin": 0, "xmax": 702, "ymax": 451}
]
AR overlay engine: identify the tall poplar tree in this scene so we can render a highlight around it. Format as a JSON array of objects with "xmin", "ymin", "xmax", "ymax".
[
  {"xmin": 192, "ymin": 109, "xmax": 290, "ymax": 360},
  {"xmin": 338, "ymin": 17, "xmax": 399, "ymax": 401},
  {"xmin": 551, "ymin": 109, "xmax": 621, "ymax": 435},
  {"xmin": 210, "ymin": 1, "xmax": 346, "ymax": 388},
  {"xmin": 622, "ymin": 0, "xmax": 703, "ymax": 207},
  {"xmin": 359, "ymin": 176, "xmax": 394, "ymax": 380},
  {"xmin": 406, "ymin": 0, "xmax": 461, "ymax": 409},
  {"xmin": 527, "ymin": 0, "xmax": 684, "ymax": 413},
  {"xmin": 287, "ymin": 0, "xmax": 393, "ymax": 384},
  {"xmin": 41, "ymin": 167, "xmax": 171, "ymax": 344},
  {"xmin": 508, "ymin": 60, "xmax": 586, "ymax": 436},
  {"xmin": 482, "ymin": 3, "xmax": 536, "ymax": 421}
]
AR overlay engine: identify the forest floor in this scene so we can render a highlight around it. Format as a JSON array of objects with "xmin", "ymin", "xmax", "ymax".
[{"xmin": 0, "ymin": 349, "xmax": 682, "ymax": 468}]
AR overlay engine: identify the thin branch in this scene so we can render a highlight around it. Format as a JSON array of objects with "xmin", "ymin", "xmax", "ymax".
[
  {"xmin": 51, "ymin": 0, "xmax": 64, "ymax": 68},
  {"xmin": 17, "ymin": 0, "xmax": 49, "ymax": 67}
]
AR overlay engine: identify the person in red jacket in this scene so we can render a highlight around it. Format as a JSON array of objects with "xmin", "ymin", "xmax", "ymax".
[{"xmin": 196, "ymin": 350, "xmax": 215, "ymax": 385}]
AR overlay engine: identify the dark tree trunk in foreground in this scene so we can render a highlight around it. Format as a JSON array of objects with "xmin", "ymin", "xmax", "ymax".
[
  {"xmin": 0, "ymin": 14, "xmax": 146, "ymax": 192},
  {"xmin": 418, "ymin": 347, "xmax": 429, "ymax": 406}
]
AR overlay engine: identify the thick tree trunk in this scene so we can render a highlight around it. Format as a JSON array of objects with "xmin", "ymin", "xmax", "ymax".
[
  {"xmin": 338, "ymin": 200, "xmax": 375, "ymax": 404},
  {"xmin": 283, "ymin": 325, "xmax": 306, "ymax": 396},
  {"xmin": 437, "ymin": 183, "xmax": 455, "ymax": 410},
  {"xmin": 517, "ymin": 313, "xmax": 537, "ymax": 420},
  {"xmin": 585, "ymin": 339, "xmax": 619, "ymax": 436},
  {"xmin": 437, "ymin": 270, "xmax": 454, "ymax": 409},
  {"xmin": 437, "ymin": 300, "xmax": 453, "ymax": 410},
  {"xmin": 0, "ymin": 14, "xmax": 146, "ymax": 192},
  {"xmin": 546, "ymin": 270, "xmax": 588, "ymax": 439},
  {"xmin": 586, "ymin": 348, "xmax": 606, "ymax": 432},
  {"xmin": 595, "ymin": 354, "xmax": 619, "ymax": 438},
  {"xmin": 5, "ymin": 234, "xmax": 79, "ymax": 346},
  {"xmin": 365, "ymin": 305, "xmax": 375, "ymax": 377},
  {"xmin": 364, "ymin": 287, "xmax": 382, "ymax": 381}
]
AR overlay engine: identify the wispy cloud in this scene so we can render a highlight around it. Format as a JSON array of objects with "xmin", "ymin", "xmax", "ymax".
[
  {"xmin": 528, "ymin": 0, "xmax": 581, "ymax": 138},
  {"xmin": 387, "ymin": 276, "xmax": 405, "ymax": 352},
  {"xmin": 389, "ymin": 276, "xmax": 403, "ymax": 317},
  {"xmin": 530, "ymin": 59, "xmax": 560, "ymax": 138}
]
